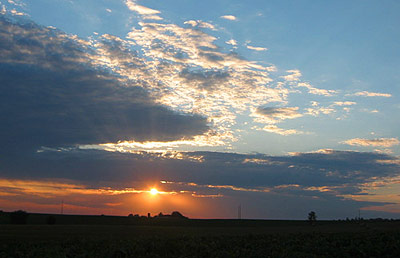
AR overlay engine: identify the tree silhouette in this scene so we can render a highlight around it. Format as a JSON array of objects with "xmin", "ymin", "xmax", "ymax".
[
  {"xmin": 308, "ymin": 211, "xmax": 317, "ymax": 225},
  {"xmin": 10, "ymin": 210, "xmax": 29, "ymax": 224}
]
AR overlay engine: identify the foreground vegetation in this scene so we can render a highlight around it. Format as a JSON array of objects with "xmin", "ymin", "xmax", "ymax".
[
  {"xmin": 2, "ymin": 230, "xmax": 400, "ymax": 258},
  {"xmin": 1, "ymin": 212, "xmax": 400, "ymax": 257}
]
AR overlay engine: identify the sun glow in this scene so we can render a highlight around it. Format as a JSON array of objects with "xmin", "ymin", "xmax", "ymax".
[{"xmin": 150, "ymin": 188, "xmax": 159, "ymax": 195}]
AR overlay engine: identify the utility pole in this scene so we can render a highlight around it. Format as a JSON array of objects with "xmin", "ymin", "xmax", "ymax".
[{"xmin": 238, "ymin": 204, "xmax": 241, "ymax": 219}]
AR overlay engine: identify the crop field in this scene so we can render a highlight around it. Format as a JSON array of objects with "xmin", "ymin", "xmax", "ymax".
[{"xmin": 1, "ymin": 213, "xmax": 400, "ymax": 257}]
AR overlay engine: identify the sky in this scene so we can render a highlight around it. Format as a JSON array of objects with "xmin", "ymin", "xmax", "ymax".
[{"xmin": 0, "ymin": 0, "xmax": 400, "ymax": 219}]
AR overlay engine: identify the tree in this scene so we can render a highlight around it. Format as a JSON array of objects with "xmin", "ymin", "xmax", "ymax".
[
  {"xmin": 10, "ymin": 210, "xmax": 29, "ymax": 224},
  {"xmin": 308, "ymin": 211, "xmax": 317, "ymax": 224},
  {"xmin": 171, "ymin": 211, "xmax": 188, "ymax": 219}
]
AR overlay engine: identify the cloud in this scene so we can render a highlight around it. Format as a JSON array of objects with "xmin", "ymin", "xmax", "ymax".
[
  {"xmin": 225, "ymin": 39, "xmax": 237, "ymax": 46},
  {"xmin": 7, "ymin": 0, "xmax": 24, "ymax": 7},
  {"xmin": 332, "ymin": 101, "xmax": 356, "ymax": 106},
  {"xmin": 0, "ymin": 17, "xmax": 208, "ymax": 153},
  {"xmin": 125, "ymin": 0, "xmax": 160, "ymax": 15},
  {"xmin": 282, "ymin": 69, "xmax": 302, "ymax": 81},
  {"xmin": 0, "ymin": 10, "xmax": 286, "ymax": 153},
  {"xmin": 250, "ymin": 107, "xmax": 303, "ymax": 135},
  {"xmin": 253, "ymin": 107, "xmax": 303, "ymax": 123},
  {"xmin": 253, "ymin": 125, "xmax": 301, "ymax": 135},
  {"xmin": 342, "ymin": 138, "xmax": 400, "ymax": 148},
  {"xmin": 10, "ymin": 8, "xmax": 25, "ymax": 16},
  {"xmin": 220, "ymin": 15, "xmax": 236, "ymax": 21},
  {"xmin": 178, "ymin": 69, "xmax": 230, "ymax": 91},
  {"xmin": 297, "ymin": 82, "xmax": 337, "ymax": 96},
  {"xmin": 305, "ymin": 101, "xmax": 356, "ymax": 118},
  {"xmin": 142, "ymin": 15, "xmax": 163, "ymax": 20},
  {"xmin": 353, "ymin": 91, "xmax": 392, "ymax": 97},
  {"xmin": 305, "ymin": 107, "xmax": 335, "ymax": 116},
  {"xmin": 123, "ymin": 18, "xmax": 286, "ymax": 145},
  {"xmin": 247, "ymin": 45, "xmax": 267, "ymax": 51},
  {"xmin": 184, "ymin": 20, "xmax": 216, "ymax": 30},
  {"xmin": 3, "ymin": 148, "xmax": 399, "ymax": 192},
  {"xmin": 0, "ymin": 178, "xmax": 150, "ymax": 197},
  {"xmin": 1, "ymin": 148, "xmax": 399, "ymax": 218}
]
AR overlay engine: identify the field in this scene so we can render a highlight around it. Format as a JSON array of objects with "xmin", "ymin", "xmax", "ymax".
[{"xmin": 1, "ymin": 212, "xmax": 400, "ymax": 257}]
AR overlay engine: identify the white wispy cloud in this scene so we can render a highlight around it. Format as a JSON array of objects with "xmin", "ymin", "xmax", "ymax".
[
  {"xmin": 353, "ymin": 91, "xmax": 392, "ymax": 97},
  {"xmin": 247, "ymin": 45, "xmax": 267, "ymax": 51},
  {"xmin": 305, "ymin": 101, "xmax": 356, "ymax": 118},
  {"xmin": 305, "ymin": 107, "xmax": 335, "ymax": 116},
  {"xmin": 184, "ymin": 20, "xmax": 216, "ymax": 30},
  {"xmin": 225, "ymin": 39, "xmax": 237, "ymax": 46},
  {"xmin": 142, "ymin": 15, "xmax": 163, "ymax": 20},
  {"xmin": 220, "ymin": 15, "xmax": 236, "ymax": 21},
  {"xmin": 342, "ymin": 138, "xmax": 400, "ymax": 148},
  {"xmin": 297, "ymin": 82, "xmax": 337, "ymax": 96},
  {"xmin": 332, "ymin": 101, "xmax": 356, "ymax": 106},
  {"xmin": 125, "ymin": 0, "xmax": 160, "ymax": 15},
  {"xmin": 253, "ymin": 125, "xmax": 301, "ymax": 135},
  {"xmin": 282, "ymin": 69, "xmax": 301, "ymax": 81}
]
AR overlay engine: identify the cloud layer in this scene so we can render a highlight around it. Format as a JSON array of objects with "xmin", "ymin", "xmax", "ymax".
[
  {"xmin": 0, "ymin": 17, "xmax": 208, "ymax": 153},
  {"xmin": 343, "ymin": 138, "xmax": 400, "ymax": 148},
  {"xmin": 1, "ymin": 148, "xmax": 399, "ymax": 218}
]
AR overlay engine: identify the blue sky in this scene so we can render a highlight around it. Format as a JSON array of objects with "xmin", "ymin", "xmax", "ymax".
[{"xmin": 0, "ymin": 0, "xmax": 399, "ymax": 219}]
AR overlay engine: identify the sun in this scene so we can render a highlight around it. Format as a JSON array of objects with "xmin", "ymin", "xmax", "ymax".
[{"xmin": 150, "ymin": 188, "xmax": 159, "ymax": 195}]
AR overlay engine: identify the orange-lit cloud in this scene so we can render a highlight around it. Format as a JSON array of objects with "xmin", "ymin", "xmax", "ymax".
[
  {"xmin": 0, "ymin": 178, "xmax": 204, "ymax": 217},
  {"xmin": 342, "ymin": 138, "xmax": 400, "ymax": 148},
  {"xmin": 252, "ymin": 125, "xmax": 301, "ymax": 135},
  {"xmin": 220, "ymin": 15, "xmax": 237, "ymax": 21},
  {"xmin": 184, "ymin": 20, "xmax": 216, "ymax": 30},
  {"xmin": 0, "ymin": 178, "xmax": 147, "ymax": 197},
  {"xmin": 353, "ymin": 91, "xmax": 392, "ymax": 98},
  {"xmin": 247, "ymin": 45, "xmax": 267, "ymax": 51}
]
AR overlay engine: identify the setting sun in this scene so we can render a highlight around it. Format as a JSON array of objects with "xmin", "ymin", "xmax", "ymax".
[{"xmin": 150, "ymin": 188, "xmax": 159, "ymax": 195}]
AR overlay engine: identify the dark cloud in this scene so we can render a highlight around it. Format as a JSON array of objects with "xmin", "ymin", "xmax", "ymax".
[
  {"xmin": 2, "ymin": 149, "xmax": 399, "ymax": 196},
  {"xmin": 0, "ymin": 17, "xmax": 208, "ymax": 153},
  {"xmin": 255, "ymin": 106, "xmax": 302, "ymax": 121},
  {"xmin": 1, "ymin": 147, "xmax": 399, "ymax": 218}
]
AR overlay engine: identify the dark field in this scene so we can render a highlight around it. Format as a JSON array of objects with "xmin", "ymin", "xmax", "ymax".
[{"xmin": 1, "ymin": 212, "xmax": 400, "ymax": 257}]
